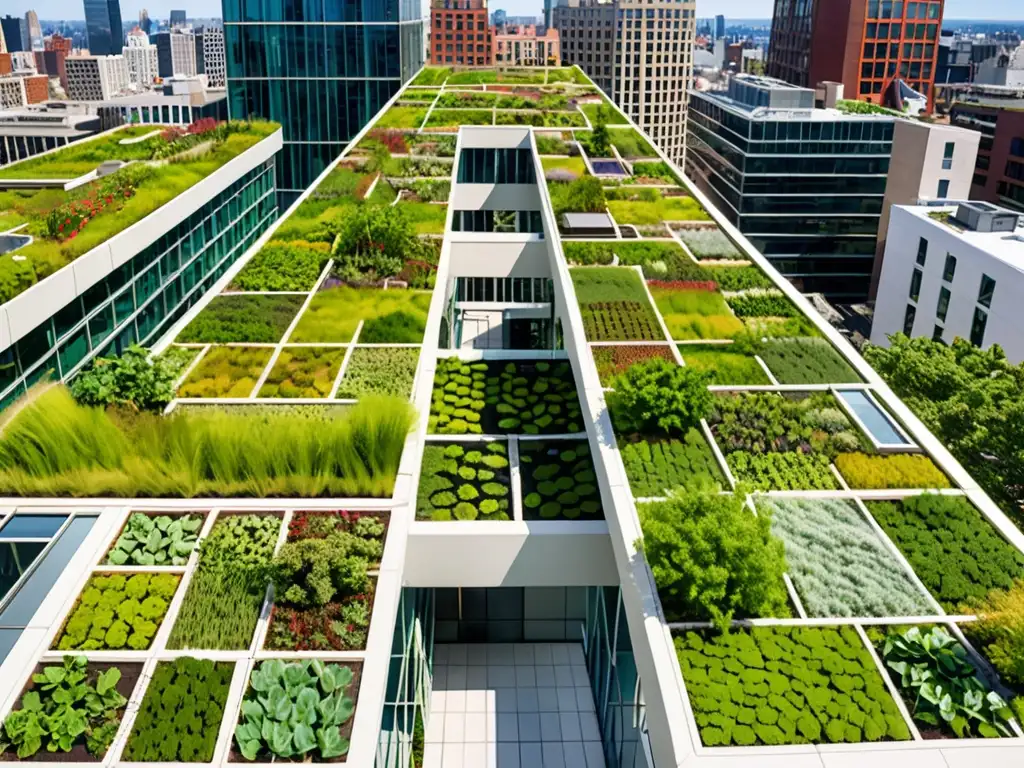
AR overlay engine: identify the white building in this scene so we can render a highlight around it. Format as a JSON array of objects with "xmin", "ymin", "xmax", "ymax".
[
  {"xmin": 872, "ymin": 202, "xmax": 1024, "ymax": 363},
  {"xmin": 154, "ymin": 31, "xmax": 197, "ymax": 79},
  {"xmin": 10, "ymin": 51, "xmax": 36, "ymax": 73},
  {"xmin": 123, "ymin": 44, "xmax": 158, "ymax": 87},
  {"xmin": 65, "ymin": 55, "xmax": 131, "ymax": 101},
  {"xmin": 200, "ymin": 26, "xmax": 225, "ymax": 88},
  {"xmin": 0, "ymin": 76, "xmax": 27, "ymax": 110}
]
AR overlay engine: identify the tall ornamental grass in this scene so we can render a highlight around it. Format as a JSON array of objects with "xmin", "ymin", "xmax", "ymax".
[{"xmin": 0, "ymin": 387, "xmax": 413, "ymax": 498}]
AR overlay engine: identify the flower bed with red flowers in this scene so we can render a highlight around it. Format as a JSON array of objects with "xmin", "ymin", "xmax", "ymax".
[
  {"xmin": 646, "ymin": 280, "xmax": 719, "ymax": 292},
  {"xmin": 44, "ymin": 171, "xmax": 144, "ymax": 241},
  {"xmin": 368, "ymin": 129, "xmax": 409, "ymax": 154},
  {"xmin": 592, "ymin": 344, "xmax": 676, "ymax": 386}
]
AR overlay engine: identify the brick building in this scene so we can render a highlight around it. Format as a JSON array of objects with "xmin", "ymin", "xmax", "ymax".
[
  {"xmin": 951, "ymin": 97, "xmax": 1024, "ymax": 212},
  {"xmin": 430, "ymin": 0, "xmax": 492, "ymax": 66},
  {"xmin": 494, "ymin": 25, "xmax": 559, "ymax": 66},
  {"xmin": 45, "ymin": 33, "xmax": 73, "ymax": 55}
]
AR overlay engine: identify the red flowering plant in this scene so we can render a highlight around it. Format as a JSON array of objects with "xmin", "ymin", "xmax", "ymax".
[
  {"xmin": 368, "ymin": 129, "xmax": 408, "ymax": 154},
  {"xmin": 187, "ymin": 117, "xmax": 219, "ymax": 135},
  {"xmin": 647, "ymin": 280, "xmax": 720, "ymax": 292},
  {"xmin": 44, "ymin": 167, "xmax": 147, "ymax": 242}
]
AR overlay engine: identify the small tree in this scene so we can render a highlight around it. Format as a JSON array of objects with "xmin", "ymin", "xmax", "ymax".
[
  {"xmin": 614, "ymin": 358, "xmax": 713, "ymax": 437},
  {"xmin": 332, "ymin": 205, "xmax": 414, "ymax": 281},
  {"xmin": 590, "ymin": 104, "xmax": 611, "ymax": 156},
  {"xmin": 639, "ymin": 490, "xmax": 790, "ymax": 631}
]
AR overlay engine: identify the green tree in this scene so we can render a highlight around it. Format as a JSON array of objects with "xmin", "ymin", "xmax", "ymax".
[
  {"xmin": 613, "ymin": 358, "xmax": 713, "ymax": 437},
  {"xmin": 589, "ymin": 104, "xmax": 611, "ymax": 156},
  {"xmin": 332, "ymin": 205, "xmax": 415, "ymax": 281},
  {"xmin": 639, "ymin": 490, "xmax": 790, "ymax": 631}
]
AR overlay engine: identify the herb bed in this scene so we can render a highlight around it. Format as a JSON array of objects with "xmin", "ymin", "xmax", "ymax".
[
  {"xmin": 758, "ymin": 338, "xmax": 861, "ymax": 385},
  {"xmin": 620, "ymin": 428, "xmax": 725, "ymax": 497},
  {"xmin": 258, "ymin": 347, "xmax": 346, "ymax": 399},
  {"xmin": 416, "ymin": 442, "xmax": 512, "ymax": 521},
  {"xmin": 519, "ymin": 440, "xmax": 603, "ymax": 520},
  {"xmin": 679, "ymin": 348, "xmax": 770, "ymax": 385},
  {"xmin": 335, "ymin": 347, "xmax": 419, "ymax": 400},
  {"xmin": 177, "ymin": 347, "xmax": 274, "ymax": 399},
  {"xmin": 835, "ymin": 453, "xmax": 950, "ymax": 489},
  {"xmin": 176, "ymin": 295, "xmax": 305, "ymax": 344}
]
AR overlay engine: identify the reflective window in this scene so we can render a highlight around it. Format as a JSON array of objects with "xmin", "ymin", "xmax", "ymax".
[
  {"xmin": 978, "ymin": 274, "xmax": 996, "ymax": 308},
  {"xmin": 0, "ymin": 515, "xmax": 68, "ymax": 539}
]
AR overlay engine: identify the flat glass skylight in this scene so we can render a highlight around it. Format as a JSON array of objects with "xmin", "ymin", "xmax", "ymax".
[{"xmin": 836, "ymin": 389, "xmax": 913, "ymax": 448}]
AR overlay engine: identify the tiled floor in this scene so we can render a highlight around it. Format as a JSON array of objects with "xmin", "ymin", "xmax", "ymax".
[{"xmin": 423, "ymin": 643, "xmax": 607, "ymax": 768}]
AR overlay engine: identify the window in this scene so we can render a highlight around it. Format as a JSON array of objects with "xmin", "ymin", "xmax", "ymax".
[
  {"xmin": 970, "ymin": 307, "xmax": 988, "ymax": 346},
  {"xmin": 977, "ymin": 274, "xmax": 996, "ymax": 308},
  {"xmin": 942, "ymin": 141, "xmax": 954, "ymax": 170},
  {"xmin": 936, "ymin": 179, "xmax": 950, "ymax": 198},
  {"xmin": 902, "ymin": 303, "xmax": 917, "ymax": 335},
  {"xmin": 909, "ymin": 268, "xmax": 922, "ymax": 302},
  {"xmin": 936, "ymin": 286, "xmax": 950, "ymax": 322},
  {"xmin": 916, "ymin": 237, "xmax": 927, "ymax": 265},
  {"xmin": 942, "ymin": 254, "xmax": 956, "ymax": 282},
  {"xmin": 932, "ymin": 324, "xmax": 944, "ymax": 342}
]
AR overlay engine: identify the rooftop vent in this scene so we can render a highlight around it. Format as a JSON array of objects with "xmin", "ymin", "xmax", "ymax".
[{"xmin": 953, "ymin": 201, "xmax": 1021, "ymax": 233}]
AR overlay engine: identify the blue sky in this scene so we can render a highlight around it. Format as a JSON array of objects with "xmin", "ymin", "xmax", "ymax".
[{"xmin": 5, "ymin": 0, "xmax": 1022, "ymax": 21}]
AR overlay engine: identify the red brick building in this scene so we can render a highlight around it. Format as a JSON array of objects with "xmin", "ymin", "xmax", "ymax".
[
  {"xmin": 45, "ymin": 33, "xmax": 73, "ymax": 55},
  {"xmin": 0, "ymin": 55, "xmax": 11, "ymax": 76},
  {"xmin": 951, "ymin": 98, "xmax": 1024, "ymax": 212},
  {"xmin": 23, "ymin": 74, "xmax": 49, "ymax": 104},
  {"xmin": 430, "ymin": 0, "xmax": 493, "ymax": 66},
  {"xmin": 767, "ymin": 0, "xmax": 944, "ymax": 111}
]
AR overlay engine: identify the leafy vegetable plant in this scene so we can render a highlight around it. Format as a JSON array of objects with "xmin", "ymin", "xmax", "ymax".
[
  {"xmin": 105, "ymin": 513, "xmax": 203, "ymax": 566},
  {"xmin": 234, "ymin": 660, "xmax": 357, "ymax": 760},
  {"xmin": 71, "ymin": 345, "xmax": 180, "ymax": 411},
  {"xmin": 619, "ymin": 428, "xmax": 725, "ymax": 497},
  {"xmin": 519, "ymin": 440, "xmax": 603, "ymax": 520},
  {"xmin": 0, "ymin": 656, "xmax": 128, "ymax": 758},
  {"xmin": 416, "ymin": 442, "xmax": 511, "ymax": 521},
  {"xmin": 881, "ymin": 626, "xmax": 1014, "ymax": 738}
]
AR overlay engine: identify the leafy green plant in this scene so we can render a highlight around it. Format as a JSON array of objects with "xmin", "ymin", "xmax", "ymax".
[
  {"xmin": 416, "ymin": 442, "xmax": 512, "ymax": 521},
  {"xmin": 727, "ymin": 451, "xmax": 839, "ymax": 491},
  {"xmin": 234, "ymin": 660, "xmax": 357, "ymax": 760},
  {"xmin": 124, "ymin": 658, "xmax": 233, "ymax": 761},
  {"xmin": 232, "ymin": 241, "xmax": 330, "ymax": 291},
  {"xmin": 835, "ymin": 453, "xmax": 950, "ymax": 490},
  {"xmin": 866, "ymin": 496, "xmax": 1024, "ymax": 611},
  {"xmin": 726, "ymin": 292, "xmax": 799, "ymax": 319},
  {"xmin": 177, "ymin": 346, "xmax": 273, "ymax": 398},
  {"xmin": 168, "ymin": 514, "xmax": 281, "ymax": 650},
  {"xmin": 880, "ymin": 626, "xmax": 1014, "ymax": 738},
  {"xmin": 0, "ymin": 656, "xmax": 128, "ymax": 758},
  {"xmin": 612, "ymin": 358, "xmax": 713, "ymax": 438},
  {"xmin": 258, "ymin": 347, "xmax": 346, "ymax": 399},
  {"xmin": 519, "ymin": 440, "xmax": 602, "ymax": 520},
  {"xmin": 71, "ymin": 345, "xmax": 180, "ymax": 411},
  {"xmin": 963, "ymin": 580, "xmax": 1024, "ymax": 688},
  {"xmin": 106, "ymin": 513, "xmax": 203, "ymax": 566},
  {"xmin": 759, "ymin": 338, "xmax": 860, "ymax": 385},
  {"xmin": 620, "ymin": 428, "xmax": 724, "ymax": 497},
  {"xmin": 56, "ymin": 573, "xmax": 179, "ymax": 651},
  {"xmin": 706, "ymin": 265, "xmax": 774, "ymax": 292},
  {"xmin": 639, "ymin": 491, "xmax": 789, "ymax": 628},
  {"xmin": 336, "ymin": 346, "xmax": 419, "ymax": 400},
  {"xmin": 675, "ymin": 626, "xmax": 912, "ymax": 746},
  {"xmin": 176, "ymin": 295, "xmax": 305, "ymax": 344}
]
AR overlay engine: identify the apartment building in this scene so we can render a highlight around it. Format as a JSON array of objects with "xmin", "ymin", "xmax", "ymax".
[
  {"xmin": 950, "ymin": 91, "xmax": 1024, "ymax": 212},
  {"xmin": 494, "ymin": 25, "xmax": 559, "ymax": 66},
  {"xmin": 430, "ymin": 0, "xmax": 493, "ymax": 66},
  {"xmin": 201, "ymin": 26, "xmax": 226, "ymax": 88},
  {"xmin": 553, "ymin": 0, "xmax": 616, "ymax": 93},
  {"xmin": 123, "ymin": 27, "xmax": 158, "ymax": 88},
  {"xmin": 767, "ymin": 0, "xmax": 944, "ymax": 111},
  {"xmin": 153, "ymin": 31, "xmax": 197, "ymax": 79},
  {"xmin": 65, "ymin": 55, "xmax": 130, "ymax": 101},
  {"xmin": 872, "ymin": 202, "xmax": 1024, "ymax": 362}
]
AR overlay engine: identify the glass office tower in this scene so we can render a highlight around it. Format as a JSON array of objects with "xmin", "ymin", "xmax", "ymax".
[
  {"xmin": 223, "ymin": 0, "xmax": 426, "ymax": 205},
  {"xmin": 83, "ymin": 0, "xmax": 124, "ymax": 55}
]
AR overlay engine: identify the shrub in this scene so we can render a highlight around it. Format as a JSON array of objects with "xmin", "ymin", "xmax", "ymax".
[
  {"xmin": 332, "ymin": 204, "xmax": 422, "ymax": 281},
  {"xmin": 519, "ymin": 440, "xmax": 602, "ymax": 520},
  {"xmin": 106, "ymin": 513, "xmax": 203, "ymax": 566},
  {"xmin": 124, "ymin": 658, "xmax": 233, "ymax": 761},
  {"xmin": 675, "ymin": 626, "xmax": 912, "ymax": 746},
  {"xmin": 71, "ymin": 344, "xmax": 179, "ymax": 410},
  {"xmin": 232, "ymin": 241, "xmax": 330, "ymax": 291},
  {"xmin": 620, "ymin": 428, "xmax": 724, "ymax": 497},
  {"xmin": 757, "ymin": 498, "xmax": 933, "ymax": 617},
  {"xmin": 336, "ymin": 347, "xmax": 419, "ymax": 400},
  {"xmin": 177, "ymin": 294, "xmax": 305, "ymax": 344},
  {"xmin": 416, "ymin": 442, "xmax": 511, "ymax": 521},
  {"xmin": 758, "ymin": 338, "xmax": 860, "ymax": 385},
  {"xmin": 548, "ymin": 176, "xmax": 606, "ymax": 219},
  {"xmin": 612, "ymin": 358, "xmax": 712, "ymax": 438},
  {"xmin": 727, "ymin": 451, "xmax": 839, "ymax": 491},
  {"xmin": 866, "ymin": 495, "xmax": 1024, "ymax": 611},
  {"xmin": 56, "ymin": 572, "xmax": 180, "ymax": 651},
  {"xmin": 835, "ymin": 453, "xmax": 950, "ymax": 490},
  {"xmin": 639, "ymin": 491, "xmax": 789, "ymax": 628},
  {"xmin": 726, "ymin": 292, "xmax": 799, "ymax": 319},
  {"xmin": 963, "ymin": 580, "xmax": 1024, "ymax": 688}
]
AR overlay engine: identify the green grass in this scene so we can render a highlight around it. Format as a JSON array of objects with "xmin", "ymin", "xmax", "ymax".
[
  {"xmin": 607, "ymin": 191, "xmax": 710, "ymax": 225},
  {"xmin": 579, "ymin": 100, "xmax": 629, "ymax": 125},
  {"xmin": 571, "ymin": 266, "xmax": 650, "ymax": 304},
  {"xmin": 257, "ymin": 347, "xmax": 346, "ymax": 399},
  {"xmin": 0, "ymin": 124, "xmax": 167, "ymax": 179},
  {"xmin": 176, "ymin": 295, "xmax": 305, "ymax": 344},
  {"xmin": 571, "ymin": 267, "xmax": 664, "ymax": 341},
  {"xmin": 650, "ymin": 287, "xmax": 745, "ymax": 341},
  {"xmin": 399, "ymin": 201, "xmax": 448, "ymax": 234},
  {"xmin": 410, "ymin": 67, "xmax": 451, "ymax": 86},
  {"xmin": 681, "ymin": 347, "xmax": 771, "ymax": 385},
  {"xmin": 446, "ymin": 71, "xmax": 499, "ymax": 85},
  {"xmin": 375, "ymin": 106, "xmax": 426, "ymax": 129},
  {"xmin": 288, "ymin": 287, "xmax": 431, "ymax": 344},
  {"xmin": 178, "ymin": 347, "xmax": 273, "ymax": 398},
  {"xmin": 609, "ymin": 128, "xmax": 656, "ymax": 158},
  {"xmin": 759, "ymin": 338, "xmax": 861, "ymax": 385},
  {"xmin": 541, "ymin": 156, "xmax": 587, "ymax": 177},
  {"xmin": 425, "ymin": 109, "xmax": 492, "ymax": 127}
]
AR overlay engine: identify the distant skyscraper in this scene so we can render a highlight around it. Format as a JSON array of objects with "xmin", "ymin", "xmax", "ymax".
[
  {"xmin": 201, "ymin": 26, "xmax": 225, "ymax": 88},
  {"xmin": 714, "ymin": 14, "xmax": 725, "ymax": 40},
  {"xmin": 84, "ymin": 0, "xmax": 124, "ymax": 55},
  {"xmin": 153, "ymin": 31, "xmax": 196, "ymax": 78},
  {"xmin": 0, "ymin": 16, "xmax": 26, "ymax": 53},
  {"xmin": 170, "ymin": 10, "xmax": 187, "ymax": 28},
  {"xmin": 139, "ymin": 9, "xmax": 152, "ymax": 35},
  {"xmin": 493, "ymin": 8, "xmax": 507, "ymax": 27},
  {"xmin": 25, "ymin": 11, "xmax": 43, "ymax": 50}
]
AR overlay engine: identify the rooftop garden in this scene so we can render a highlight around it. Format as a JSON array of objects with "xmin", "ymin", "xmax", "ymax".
[{"xmin": 0, "ymin": 120, "xmax": 279, "ymax": 305}]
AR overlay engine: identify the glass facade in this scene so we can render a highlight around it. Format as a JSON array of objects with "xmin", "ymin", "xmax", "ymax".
[
  {"xmin": 83, "ymin": 0, "xmax": 123, "ymax": 55},
  {"xmin": 457, "ymin": 148, "xmax": 537, "ymax": 185},
  {"xmin": 686, "ymin": 90, "xmax": 895, "ymax": 300},
  {"xmin": 224, "ymin": 0, "xmax": 425, "ymax": 202},
  {"xmin": 0, "ymin": 160, "xmax": 277, "ymax": 409}
]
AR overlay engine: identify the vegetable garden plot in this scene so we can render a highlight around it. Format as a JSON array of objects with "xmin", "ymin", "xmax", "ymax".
[
  {"xmin": 591, "ymin": 344, "xmax": 676, "ymax": 386},
  {"xmin": 123, "ymin": 658, "xmax": 234, "ymax": 762},
  {"xmin": 416, "ymin": 442, "xmax": 512, "ymax": 521},
  {"xmin": 571, "ymin": 267, "xmax": 664, "ymax": 342},
  {"xmin": 677, "ymin": 228, "xmax": 744, "ymax": 260},
  {"xmin": 726, "ymin": 292, "xmax": 800, "ymax": 319},
  {"xmin": 230, "ymin": 241, "xmax": 329, "ymax": 292},
  {"xmin": 759, "ymin": 338, "xmax": 861, "ymax": 385},
  {"xmin": 232, "ymin": 660, "xmax": 360, "ymax": 762},
  {"xmin": 679, "ymin": 348, "xmax": 770, "ymax": 385},
  {"xmin": 866, "ymin": 495, "xmax": 1024, "ymax": 611},
  {"xmin": 177, "ymin": 346, "xmax": 274, "ymax": 399},
  {"xmin": 176, "ymin": 295, "xmax": 305, "ymax": 344},
  {"xmin": 675, "ymin": 626, "xmax": 912, "ymax": 747},
  {"xmin": 0, "ymin": 656, "xmax": 140, "ymax": 761},
  {"xmin": 727, "ymin": 452, "xmax": 840, "ymax": 491},
  {"xmin": 649, "ymin": 286, "xmax": 745, "ymax": 341},
  {"xmin": 620, "ymin": 428, "xmax": 725, "ymax": 497},
  {"xmin": 705, "ymin": 265, "xmax": 774, "ymax": 292},
  {"xmin": 835, "ymin": 453, "xmax": 950, "ymax": 490},
  {"xmin": 519, "ymin": 440, "xmax": 603, "ymax": 520},
  {"xmin": 104, "ymin": 512, "xmax": 204, "ymax": 566},
  {"xmin": 257, "ymin": 347, "xmax": 346, "ymax": 399},
  {"xmin": 288, "ymin": 286, "xmax": 430, "ymax": 344},
  {"xmin": 428, "ymin": 359, "xmax": 583, "ymax": 435},
  {"xmin": 336, "ymin": 347, "xmax": 420, "ymax": 400},
  {"xmin": 168, "ymin": 514, "xmax": 281, "ymax": 651},
  {"xmin": 756, "ymin": 498, "xmax": 934, "ymax": 618},
  {"xmin": 54, "ymin": 572, "xmax": 181, "ymax": 651}
]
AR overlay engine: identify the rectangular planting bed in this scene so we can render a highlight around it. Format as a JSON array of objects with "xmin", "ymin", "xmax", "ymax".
[
  {"xmin": 417, "ymin": 441, "xmax": 512, "ymax": 521},
  {"xmin": 258, "ymin": 347, "xmax": 346, "ymax": 398},
  {"xmin": 176, "ymin": 295, "xmax": 305, "ymax": 344},
  {"xmin": 679, "ymin": 347, "xmax": 770, "ymax": 385},
  {"xmin": 103, "ymin": 511, "xmax": 205, "ymax": 566},
  {"xmin": 758, "ymin": 338, "xmax": 861, "ymax": 385},
  {"xmin": 619, "ymin": 428, "xmax": 725, "ymax": 498},
  {"xmin": 570, "ymin": 267, "xmax": 664, "ymax": 342},
  {"xmin": 519, "ymin": 439, "xmax": 603, "ymax": 520},
  {"xmin": 648, "ymin": 286, "xmax": 744, "ymax": 341},
  {"xmin": 591, "ymin": 345, "xmax": 676, "ymax": 386},
  {"xmin": 177, "ymin": 347, "xmax": 273, "ymax": 398},
  {"xmin": 335, "ymin": 347, "xmax": 419, "ymax": 400}
]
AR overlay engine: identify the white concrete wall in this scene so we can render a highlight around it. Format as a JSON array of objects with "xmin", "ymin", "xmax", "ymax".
[
  {"xmin": 872, "ymin": 205, "xmax": 1024, "ymax": 363},
  {"xmin": 449, "ymin": 238, "xmax": 551, "ymax": 279},
  {"xmin": 449, "ymin": 182, "xmax": 542, "ymax": 212}
]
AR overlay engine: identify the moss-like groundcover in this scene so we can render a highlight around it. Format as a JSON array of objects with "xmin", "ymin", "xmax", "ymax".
[
  {"xmin": 417, "ymin": 442, "xmax": 512, "ymax": 520},
  {"xmin": 429, "ymin": 359, "xmax": 582, "ymax": 435},
  {"xmin": 177, "ymin": 347, "xmax": 273, "ymax": 399},
  {"xmin": 620, "ymin": 428, "xmax": 724, "ymax": 497},
  {"xmin": 336, "ymin": 347, "xmax": 419, "ymax": 400},
  {"xmin": 676, "ymin": 626, "xmax": 912, "ymax": 746},
  {"xmin": 519, "ymin": 440, "xmax": 603, "ymax": 520}
]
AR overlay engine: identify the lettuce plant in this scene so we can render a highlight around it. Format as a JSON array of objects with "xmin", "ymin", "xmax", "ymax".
[
  {"xmin": 56, "ymin": 573, "xmax": 179, "ymax": 651},
  {"xmin": 235, "ymin": 660, "xmax": 356, "ymax": 760},
  {"xmin": 106, "ymin": 513, "xmax": 202, "ymax": 566}
]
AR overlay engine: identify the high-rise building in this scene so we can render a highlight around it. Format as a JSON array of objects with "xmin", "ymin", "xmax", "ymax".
[
  {"xmin": 84, "ymin": 0, "xmax": 125, "ymax": 56},
  {"xmin": 200, "ymin": 26, "xmax": 225, "ymax": 88},
  {"xmin": 430, "ymin": 0, "xmax": 493, "ymax": 66},
  {"xmin": 544, "ymin": 0, "xmax": 556, "ymax": 29},
  {"xmin": 554, "ymin": 0, "xmax": 696, "ymax": 162},
  {"xmin": 714, "ymin": 13, "xmax": 725, "ymax": 40},
  {"xmin": 46, "ymin": 33, "xmax": 73, "ymax": 55},
  {"xmin": 153, "ymin": 31, "xmax": 196, "ymax": 79},
  {"xmin": 139, "ymin": 9, "xmax": 152, "ymax": 36},
  {"xmin": 169, "ymin": 10, "xmax": 187, "ymax": 28},
  {"xmin": 123, "ymin": 27, "xmax": 158, "ymax": 87},
  {"xmin": 65, "ymin": 54, "xmax": 129, "ymax": 100},
  {"xmin": 950, "ymin": 93, "xmax": 1024, "ymax": 213},
  {"xmin": 0, "ymin": 16, "xmax": 26, "ymax": 53},
  {"xmin": 225, "ymin": 0, "xmax": 425, "ymax": 204},
  {"xmin": 767, "ymin": 0, "xmax": 944, "ymax": 111},
  {"xmin": 24, "ymin": 11, "xmax": 42, "ymax": 50},
  {"xmin": 493, "ymin": 8, "xmax": 507, "ymax": 27}
]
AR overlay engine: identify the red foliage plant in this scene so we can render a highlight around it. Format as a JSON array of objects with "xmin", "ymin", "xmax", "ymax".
[
  {"xmin": 287, "ymin": 510, "xmax": 368, "ymax": 540},
  {"xmin": 187, "ymin": 117, "xmax": 220, "ymax": 135},
  {"xmin": 354, "ymin": 173, "xmax": 378, "ymax": 201},
  {"xmin": 647, "ymin": 280, "xmax": 719, "ymax": 292},
  {"xmin": 369, "ymin": 129, "xmax": 408, "ymax": 154}
]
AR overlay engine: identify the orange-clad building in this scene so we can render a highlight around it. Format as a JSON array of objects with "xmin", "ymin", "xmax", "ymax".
[
  {"xmin": 0, "ymin": 54, "xmax": 11, "ymax": 76},
  {"xmin": 45, "ymin": 33, "xmax": 73, "ymax": 55},
  {"xmin": 429, "ymin": 0, "xmax": 492, "ymax": 66},
  {"xmin": 767, "ymin": 0, "xmax": 944, "ymax": 111},
  {"xmin": 23, "ymin": 74, "xmax": 49, "ymax": 104}
]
